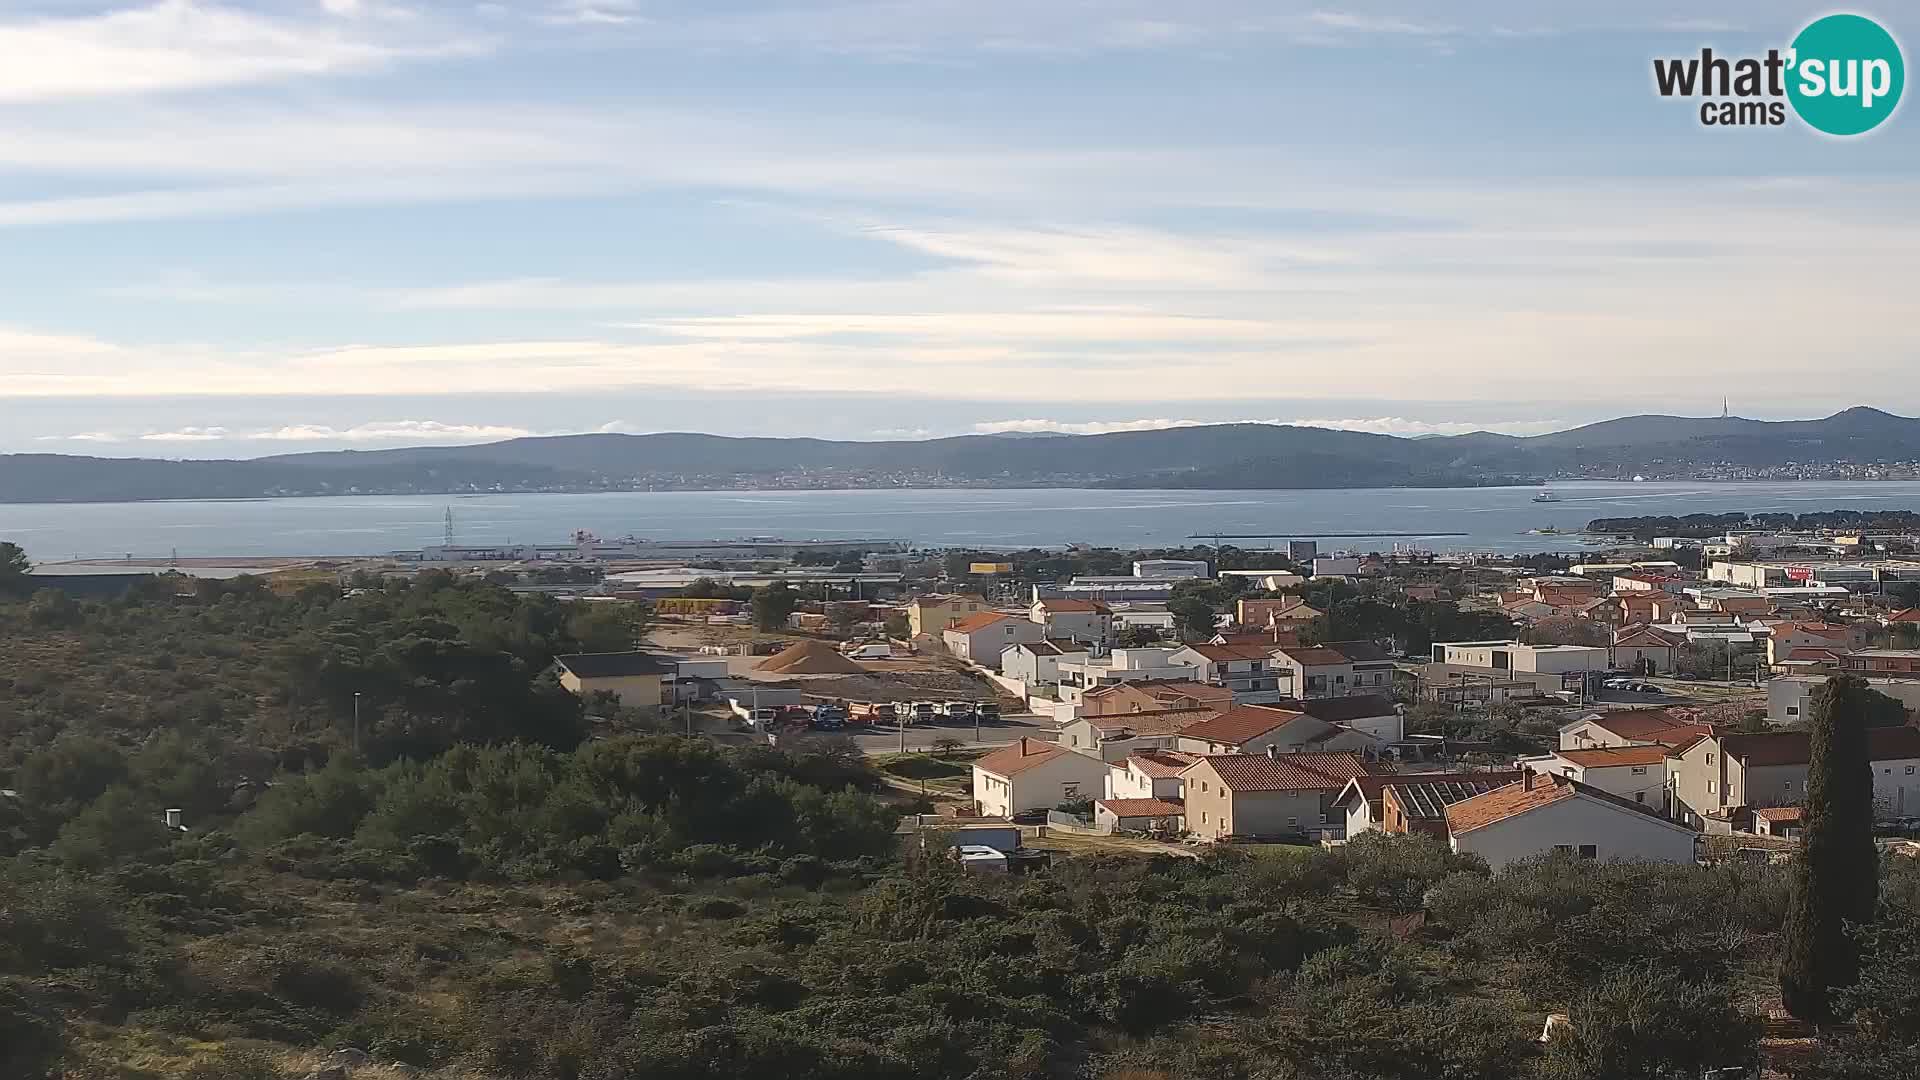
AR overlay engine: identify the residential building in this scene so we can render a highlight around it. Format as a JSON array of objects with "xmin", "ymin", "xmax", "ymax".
[
  {"xmin": 1321, "ymin": 640, "xmax": 1397, "ymax": 694},
  {"xmin": 1054, "ymin": 649, "xmax": 1204, "ymax": 703},
  {"xmin": 1059, "ymin": 707, "xmax": 1220, "ymax": 762},
  {"xmin": 1133, "ymin": 559, "xmax": 1210, "ymax": 579},
  {"xmin": 1169, "ymin": 643, "xmax": 1283, "ymax": 696},
  {"xmin": 1105, "ymin": 750, "xmax": 1197, "ymax": 800},
  {"xmin": 971, "ymin": 738, "xmax": 1111, "ymax": 818},
  {"xmin": 1768, "ymin": 674, "xmax": 1920, "ymax": 725},
  {"xmin": 943, "ymin": 611, "xmax": 1046, "ymax": 668},
  {"xmin": 1211, "ymin": 628, "xmax": 1302, "ymax": 649},
  {"xmin": 1093, "ymin": 797, "xmax": 1186, "ymax": 833},
  {"xmin": 1312, "ymin": 556, "xmax": 1361, "ymax": 578},
  {"xmin": 1558, "ymin": 709, "xmax": 1713, "ymax": 751},
  {"xmin": 1181, "ymin": 751, "xmax": 1377, "ymax": 841},
  {"xmin": 1289, "ymin": 693, "xmax": 1404, "ymax": 743},
  {"xmin": 1082, "ymin": 680, "xmax": 1234, "ymax": 716},
  {"xmin": 908, "ymin": 593, "xmax": 988, "ymax": 637},
  {"xmin": 1612, "ymin": 624, "xmax": 1687, "ymax": 675},
  {"xmin": 1235, "ymin": 597, "xmax": 1322, "ymax": 632},
  {"xmin": 1414, "ymin": 662, "xmax": 1566, "ymax": 703},
  {"xmin": 1444, "ymin": 772, "xmax": 1699, "ymax": 870},
  {"xmin": 1432, "ymin": 640, "xmax": 1610, "ymax": 674},
  {"xmin": 1842, "ymin": 649, "xmax": 1920, "ymax": 677},
  {"xmin": 1380, "ymin": 776, "xmax": 1526, "ymax": 839},
  {"xmin": 1765, "ymin": 622, "xmax": 1869, "ymax": 666},
  {"xmin": 554, "ymin": 652, "xmax": 669, "ymax": 711},
  {"xmin": 1333, "ymin": 770, "xmax": 1523, "ymax": 839},
  {"xmin": 1031, "ymin": 598, "xmax": 1115, "ymax": 647},
  {"xmin": 1174, "ymin": 704, "xmax": 1377, "ymax": 757},
  {"xmin": 1752, "ymin": 806, "xmax": 1803, "ymax": 839},
  {"xmin": 1520, "ymin": 746, "xmax": 1670, "ymax": 806},
  {"xmin": 1666, "ymin": 726, "xmax": 1920, "ymax": 826},
  {"xmin": 1001, "ymin": 639, "xmax": 1090, "ymax": 689}
]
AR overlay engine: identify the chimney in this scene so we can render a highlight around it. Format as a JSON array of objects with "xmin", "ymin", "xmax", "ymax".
[
  {"xmin": 1267, "ymin": 744, "xmax": 1280, "ymax": 759},
  {"xmin": 162, "ymin": 808, "xmax": 183, "ymax": 829},
  {"xmin": 1524, "ymin": 769, "xmax": 1536, "ymax": 791}
]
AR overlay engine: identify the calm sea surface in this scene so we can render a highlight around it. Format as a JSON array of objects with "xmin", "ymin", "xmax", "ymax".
[{"xmin": 9, "ymin": 481, "xmax": 1920, "ymax": 562}]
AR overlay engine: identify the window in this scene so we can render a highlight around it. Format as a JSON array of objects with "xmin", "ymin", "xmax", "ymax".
[
  {"xmin": 1062, "ymin": 783, "xmax": 1080, "ymax": 799},
  {"xmin": 1706, "ymin": 753, "xmax": 1714, "ymax": 765},
  {"xmin": 1287, "ymin": 817, "xmax": 1298, "ymax": 828},
  {"xmin": 1631, "ymin": 766, "xmax": 1647, "ymax": 775},
  {"xmin": 1708, "ymin": 780, "xmax": 1717, "ymax": 794},
  {"xmin": 1786, "ymin": 706, "xmax": 1800, "ymax": 716},
  {"xmin": 1635, "ymin": 792, "xmax": 1646, "ymax": 803},
  {"xmin": 1908, "ymin": 766, "xmax": 1916, "ymax": 775},
  {"xmin": 1201, "ymin": 812, "xmax": 1208, "ymax": 824},
  {"xmin": 1578, "ymin": 845, "xmax": 1598, "ymax": 859}
]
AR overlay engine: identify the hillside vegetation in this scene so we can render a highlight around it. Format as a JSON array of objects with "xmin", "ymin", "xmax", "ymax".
[{"xmin": 2, "ymin": 574, "xmax": 1917, "ymax": 1079}]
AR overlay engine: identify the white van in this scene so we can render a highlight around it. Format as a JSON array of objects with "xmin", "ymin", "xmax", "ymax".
[{"xmin": 844, "ymin": 644, "xmax": 895, "ymax": 660}]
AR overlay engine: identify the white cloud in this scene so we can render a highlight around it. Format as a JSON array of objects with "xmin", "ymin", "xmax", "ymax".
[
  {"xmin": 0, "ymin": 1, "xmax": 487, "ymax": 104},
  {"xmin": 872, "ymin": 427, "xmax": 936, "ymax": 439},
  {"xmin": 36, "ymin": 431, "xmax": 120, "ymax": 443},
  {"xmin": 1288, "ymin": 417, "xmax": 1569, "ymax": 437},
  {"xmin": 255, "ymin": 421, "xmax": 538, "ymax": 442},
  {"xmin": 140, "ymin": 426, "xmax": 230, "ymax": 442},
  {"xmin": 973, "ymin": 418, "xmax": 1211, "ymax": 435}
]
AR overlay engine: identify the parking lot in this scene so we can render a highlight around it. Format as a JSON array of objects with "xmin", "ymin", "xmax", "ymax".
[{"xmin": 844, "ymin": 710, "xmax": 1056, "ymax": 755}]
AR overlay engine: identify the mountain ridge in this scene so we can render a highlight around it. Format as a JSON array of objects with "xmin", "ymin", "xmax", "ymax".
[{"xmin": 5, "ymin": 408, "xmax": 1919, "ymax": 503}]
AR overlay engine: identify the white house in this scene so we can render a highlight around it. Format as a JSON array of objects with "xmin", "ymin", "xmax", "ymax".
[
  {"xmin": 1433, "ymin": 641, "xmax": 1610, "ymax": 674},
  {"xmin": 1443, "ymin": 772, "xmax": 1698, "ymax": 871},
  {"xmin": 971, "ymin": 738, "xmax": 1112, "ymax": 818},
  {"xmin": 1515, "ymin": 745, "xmax": 1670, "ymax": 807},
  {"xmin": 943, "ymin": 611, "xmax": 1046, "ymax": 668},
  {"xmin": 1030, "ymin": 598, "xmax": 1115, "ymax": 648},
  {"xmin": 1105, "ymin": 750, "xmax": 1195, "ymax": 800},
  {"xmin": 1293, "ymin": 694, "xmax": 1405, "ymax": 743},
  {"xmin": 1054, "ymin": 649, "xmax": 1204, "ymax": 704},
  {"xmin": 1168, "ymin": 643, "xmax": 1283, "ymax": 698},
  {"xmin": 1001, "ymin": 639, "xmax": 1090, "ymax": 690}
]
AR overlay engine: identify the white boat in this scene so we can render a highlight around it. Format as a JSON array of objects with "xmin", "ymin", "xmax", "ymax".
[{"xmin": 1532, "ymin": 491, "xmax": 1560, "ymax": 503}]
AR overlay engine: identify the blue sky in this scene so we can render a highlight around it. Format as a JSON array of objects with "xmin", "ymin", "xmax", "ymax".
[{"xmin": 1, "ymin": 0, "xmax": 1916, "ymax": 457}]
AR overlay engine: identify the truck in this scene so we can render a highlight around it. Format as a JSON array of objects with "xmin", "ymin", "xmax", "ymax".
[
  {"xmin": 942, "ymin": 700, "xmax": 975, "ymax": 720},
  {"xmin": 809, "ymin": 703, "xmax": 848, "ymax": 730},
  {"xmin": 849, "ymin": 701, "xmax": 898, "ymax": 724},
  {"xmin": 910, "ymin": 701, "xmax": 939, "ymax": 724},
  {"xmin": 842, "ymin": 643, "xmax": 895, "ymax": 660},
  {"xmin": 974, "ymin": 701, "xmax": 1001, "ymax": 723},
  {"xmin": 729, "ymin": 701, "xmax": 780, "ymax": 728}
]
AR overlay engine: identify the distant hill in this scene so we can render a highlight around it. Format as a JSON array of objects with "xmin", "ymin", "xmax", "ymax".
[{"xmin": 5, "ymin": 407, "xmax": 1920, "ymax": 502}]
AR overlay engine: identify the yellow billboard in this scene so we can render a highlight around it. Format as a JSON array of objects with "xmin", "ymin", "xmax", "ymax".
[{"xmin": 969, "ymin": 561, "xmax": 1014, "ymax": 575}]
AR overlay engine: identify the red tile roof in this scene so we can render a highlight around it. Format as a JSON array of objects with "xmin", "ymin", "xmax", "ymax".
[
  {"xmin": 1753, "ymin": 805, "xmax": 1804, "ymax": 823},
  {"xmin": 1184, "ymin": 642, "xmax": 1274, "ymax": 662},
  {"xmin": 1096, "ymin": 797, "xmax": 1185, "ymax": 817},
  {"xmin": 1189, "ymin": 751, "xmax": 1375, "ymax": 792},
  {"xmin": 1176, "ymin": 704, "xmax": 1306, "ymax": 746},
  {"xmin": 1582, "ymin": 709, "xmax": 1714, "ymax": 746},
  {"xmin": 1082, "ymin": 707, "xmax": 1220, "ymax": 736},
  {"xmin": 1444, "ymin": 773, "xmax": 1579, "ymax": 834},
  {"xmin": 1125, "ymin": 750, "xmax": 1199, "ymax": 777},
  {"xmin": 973, "ymin": 738, "xmax": 1071, "ymax": 779},
  {"xmin": 947, "ymin": 611, "xmax": 1016, "ymax": 634},
  {"xmin": 1718, "ymin": 726, "xmax": 1920, "ymax": 768},
  {"xmin": 1888, "ymin": 608, "xmax": 1920, "ymax": 624},
  {"xmin": 1555, "ymin": 746, "xmax": 1672, "ymax": 768},
  {"xmin": 1275, "ymin": 645, "xmax": 1352, "ymax": 667}
]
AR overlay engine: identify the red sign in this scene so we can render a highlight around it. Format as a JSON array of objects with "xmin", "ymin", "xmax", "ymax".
[{"xmin": 1786, "ymin": 567, "xmax": 1815, "ymax": 582}]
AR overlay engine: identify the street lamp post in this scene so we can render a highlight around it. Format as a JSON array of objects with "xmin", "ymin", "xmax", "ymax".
[{"xmin": 352, "ymin": 692, "xmax": 362, "ymax": 754}]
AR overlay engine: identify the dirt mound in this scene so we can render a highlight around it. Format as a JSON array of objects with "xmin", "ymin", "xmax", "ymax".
[{"xmin": 756, "ymin": 640, "xmax": 867, "ymax": 675}]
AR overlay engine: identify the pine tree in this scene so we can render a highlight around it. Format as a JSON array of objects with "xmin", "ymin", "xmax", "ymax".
[{"xmin": 1779, "ymin": 675, "xmax": 1880, "ymax": 1021}]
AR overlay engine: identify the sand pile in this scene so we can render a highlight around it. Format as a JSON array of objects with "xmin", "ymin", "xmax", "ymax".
[{"xmin": 756, "ymin": 640, "xmax": 868, "ymax": 675}]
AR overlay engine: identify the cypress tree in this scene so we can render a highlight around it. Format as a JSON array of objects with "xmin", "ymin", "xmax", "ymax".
[{"xmin": 1779, "ymin": 674, "xmax": 1880, "ymax": 1021}]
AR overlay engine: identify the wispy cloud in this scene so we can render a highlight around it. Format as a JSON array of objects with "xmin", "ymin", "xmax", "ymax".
[
  {"xmin": 0, "ymin": 1, "xmax": 488, "ymax": 104},
  {"xmin": 139, "ymin": 426, "xmax": 230, "ymax": 442}
]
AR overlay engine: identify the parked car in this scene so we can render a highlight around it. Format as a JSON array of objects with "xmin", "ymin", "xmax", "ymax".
[{"xmin": 843, "ymin": 643, "xmax": 895, "ymax": 660}]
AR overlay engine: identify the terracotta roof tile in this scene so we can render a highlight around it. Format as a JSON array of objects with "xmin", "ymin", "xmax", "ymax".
[
  {"xmin": 947, "ymin": 611, "xmax": 1017, "ymax": 634},
  {"xmin": 1125, "ymin": 750, "xmax": 1199, "ymax": 777},
  {"xmin": 1555, "ymin": 746, "xmax": 1672, "ymax": 768},
  {"xmin": 973, "ymin": 738, "xmax": 1071, "ymax": 779},
  {"xmin": 1096, "ymin": 797, "xmax": 1186, "ymax": 817},
  {"xmin": 1444, "ymin": 773, "xmax": 1579, "ymax": 834},
  {"xmin": 1177, "ymin": 704, "xmax": 1306, "ymax": 746},
  {"xmin": 1188, "ymin": 751, "xmax": 1375, "ymax": 792},
  {"xmin": 1083, "ymin": 707, "xmax": 1220, "ymax": 736},
  {"xmin": 1185, "ymin": 642, "xmax": 1274, "ymax": 662},
  {"xmin": 1753, "ymin": 805, "xmax": 1803, "ymax": 822},
  {"xmin": 1275, "ymin": 646, "xmax": 1351, "ymax": 666}
]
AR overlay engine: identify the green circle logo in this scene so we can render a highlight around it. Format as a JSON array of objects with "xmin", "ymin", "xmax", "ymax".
[{"xmin": 1787, "ymin": 14, "xmax": 1904, "ymax": 135}]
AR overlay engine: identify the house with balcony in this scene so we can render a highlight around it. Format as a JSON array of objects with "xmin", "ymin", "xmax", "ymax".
[{"xmin": 1167, "ymin": 643, "xmax": 1285, "ymax": 700}]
